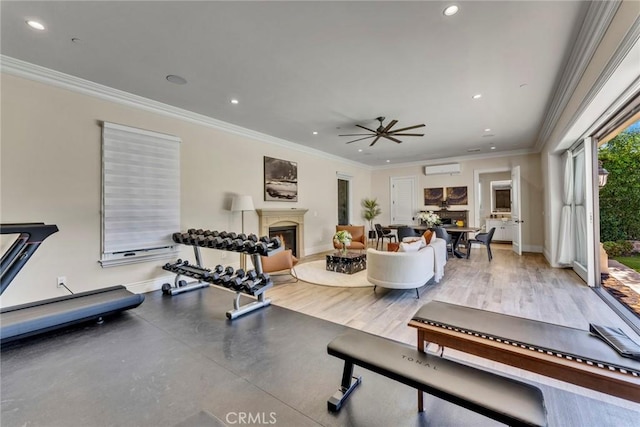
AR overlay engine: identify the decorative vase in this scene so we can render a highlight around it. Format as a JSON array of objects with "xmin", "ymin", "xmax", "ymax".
[{"xmin": 341, "ymin": 241, "xmax": 349, "ymax": 255}]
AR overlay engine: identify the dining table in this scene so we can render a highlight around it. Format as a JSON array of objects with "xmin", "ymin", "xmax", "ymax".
[
  {"xmin": 442, "ymin": 225, "xmax": 481, "ymax": 258},
  {"xmin": 385, "ymin": 224, "xmax": 480, "ymax": 258}
]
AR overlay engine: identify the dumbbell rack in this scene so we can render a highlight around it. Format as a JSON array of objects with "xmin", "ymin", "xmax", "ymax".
[{"xmin": 163, "ymin": 230, "xmax": 283, "ymax": 320}]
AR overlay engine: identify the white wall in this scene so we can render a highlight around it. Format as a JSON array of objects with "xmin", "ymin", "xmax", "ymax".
[
  {"xmin": 370, "ymin": 153, "xmax": 544, "ymax": 252},
  {"xmin": 0, "ymin": 74, "xmax": 371, "ymax": 306},
  {"xmin": 541, "ymin": 1, "xmax": 639, "ymax": 267}
]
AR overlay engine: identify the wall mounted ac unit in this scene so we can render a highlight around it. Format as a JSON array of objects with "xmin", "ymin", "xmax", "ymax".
[{"xmin": 423, "ymin": 163, "xmax": 461, "ymax": 175}]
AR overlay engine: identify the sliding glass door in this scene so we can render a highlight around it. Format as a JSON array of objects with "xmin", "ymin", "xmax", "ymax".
[{"xmin": 572, "ymin": 139, "xmax": 596, "ymax": 285}]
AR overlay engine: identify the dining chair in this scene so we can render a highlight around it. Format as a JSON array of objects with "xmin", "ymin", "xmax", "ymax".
[
  {"xmin": 397, "ymin": 226, "xmax": 420, "ymax": 242},
  {"xmin": 466, "ymin": 227, "xmax": 496, "ymax": 261},
  {"xmin": 374, "ymin": 224, "xmax": 397, "ymax": 250},
  {"xmin": 434, "ymin": 226, "xmax": 453, "ymax": 259}
]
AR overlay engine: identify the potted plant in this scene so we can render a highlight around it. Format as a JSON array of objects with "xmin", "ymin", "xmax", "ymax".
[{"xmin": 362, "ymin": 198, "xmax": 382, "ymax": 238}]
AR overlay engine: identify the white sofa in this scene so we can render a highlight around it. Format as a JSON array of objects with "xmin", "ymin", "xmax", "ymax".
[{"xmin": 366, "ymin": 237, "xmax": 447, "ymax": 298}]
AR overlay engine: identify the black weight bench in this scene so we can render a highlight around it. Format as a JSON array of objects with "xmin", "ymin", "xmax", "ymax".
[{"xmin": 327, "ymin": 331, "xmax": 547, "ymax": 427}]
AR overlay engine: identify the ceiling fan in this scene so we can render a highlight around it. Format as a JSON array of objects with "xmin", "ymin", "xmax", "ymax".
[{"xmin": 339, "ymin": 116, "xmax": 425, "ymax": 146}]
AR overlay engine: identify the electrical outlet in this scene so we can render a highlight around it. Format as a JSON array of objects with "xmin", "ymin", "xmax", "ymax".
[{"xmin": 57, "ymin": 276, "xmax": 66, "ymax": 288}]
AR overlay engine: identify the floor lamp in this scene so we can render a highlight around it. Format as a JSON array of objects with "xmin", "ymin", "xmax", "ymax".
[{"xmin": 231, "ymin": 195, "xmax": 255, "ymax": 270}]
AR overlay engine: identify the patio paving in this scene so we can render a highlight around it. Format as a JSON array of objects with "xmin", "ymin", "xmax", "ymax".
[{"xmin": 604, "ymin": 259, "xmax": 640, "ymax": 318}]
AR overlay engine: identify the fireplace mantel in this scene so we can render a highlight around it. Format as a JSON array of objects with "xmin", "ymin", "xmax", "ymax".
[{"xmin": 256, "ymin": 209, "xmax": 308, "ymax": 257}]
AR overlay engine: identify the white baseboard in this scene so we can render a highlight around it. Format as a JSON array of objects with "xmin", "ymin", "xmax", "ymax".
[
  {"xmin": 125, "ymin": 275, "xmax": 175, "ymax": 294},
  {"xmin": 305, "ymin": 244, "xmax": 334, "ymax": 256},
  {"xmin": 522, "ymin": 244, "xmax": 543, "ymax": 253}
]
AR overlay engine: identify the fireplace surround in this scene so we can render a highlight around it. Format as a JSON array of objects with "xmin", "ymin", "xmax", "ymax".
[{"xmin": 256, "ymin": 209, "xmax": 308, "ymax": 258}]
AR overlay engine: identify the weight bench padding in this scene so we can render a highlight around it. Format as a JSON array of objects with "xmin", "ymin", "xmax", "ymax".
[
  {"xmin": 1, "ymin": 285, "xmax": 145, "ymax": 343},
  {"xmin": 327, "ymin": 331, "xmax": 547, "ymax": 427}
]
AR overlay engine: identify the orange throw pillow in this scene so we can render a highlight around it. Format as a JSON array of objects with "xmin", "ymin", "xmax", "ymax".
[
  {"xmin": 387, "ymin": 242, "xmax": 400, "ymax": 252},
  {"xmin": 423, "ymin": 230, "xmax": 434, "ymax": 244}
]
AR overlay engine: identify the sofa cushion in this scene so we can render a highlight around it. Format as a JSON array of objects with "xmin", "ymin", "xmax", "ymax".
[{"xmin": 399, "ymin": 240, "xmax": 422, "ymax": 252}]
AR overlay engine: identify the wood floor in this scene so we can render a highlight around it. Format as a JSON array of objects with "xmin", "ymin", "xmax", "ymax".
[{"xmin": 268, "ymin": 244, "xmax": 640, "ymax": 412}]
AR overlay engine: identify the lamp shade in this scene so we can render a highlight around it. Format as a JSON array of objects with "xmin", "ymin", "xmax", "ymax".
[{"xmin": 231, "ymin": 195, "xmax": 255, "ymax": 212}]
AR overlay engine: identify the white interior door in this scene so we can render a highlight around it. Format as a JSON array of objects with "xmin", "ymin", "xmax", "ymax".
[
  {"xmin": 511, "ymin": 165, "xmax": 522, "ymax": 255},
  {"xmin": 390, "ymin": 176, "xmax": 416, "ymax": 224}
]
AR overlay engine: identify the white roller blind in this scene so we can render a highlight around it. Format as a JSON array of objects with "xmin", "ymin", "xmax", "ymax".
[{"xmin": 101, "ymin": 122, "xmax": 180, "ymax": 266}]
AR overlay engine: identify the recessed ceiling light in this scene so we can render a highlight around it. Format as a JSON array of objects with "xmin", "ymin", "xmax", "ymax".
[
  {"xmin": 443, "ymin": 5, "xmax": 459, "ymax": 16},
  {"xmin": 482, "ymin": 134, "xmax": 495, "ymax": 138},
  {"xmin": 71, "ymin": 37, "xmax": 81, "ymax": 43},
  {"xmin": 467, "ymin": 148, "xmax": 481, "ymax": 153},
  {"xmin": 386, "ymin": 160, "xmax": 391, "ymax": 163},
  {"xmin": 312, "ymin": 131, "xmax": 318, "ymax": 135},
  {"xmin": 26, "ymin": 20, "xmax": 45, "ymax": 31},
  {"xmin": 472, "ymin": 94, "xmax": 482, "ymax": 99},
  {"xmin": 484, "ymin": 128, "xmax": 491, "ymax": 132},
  {"xmin": 166, "ymin": 75, "xmax": 187, "ymax": 85},
  {"xmin": 230, "ymin": 98, "xmax": 239, "ymax": 104},
  {"xmin": 490, "ymin": 146, "xmax": 497, "ymax": 150},
  {"xmin": 358, "ymin": 149, "xmax": 363, "ymax": 152}
]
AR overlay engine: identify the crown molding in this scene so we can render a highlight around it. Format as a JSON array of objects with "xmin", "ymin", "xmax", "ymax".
[
  {"xmin": 535, "ymin": 0, "xmax": 622, "ymax": 151},
  {"xmin": 0, "ymin": 55, "xmax": 371, "ymax": 171},
  {"xmin": 563, "ymin": 16, "xmax": 640, "ymax": 144}
]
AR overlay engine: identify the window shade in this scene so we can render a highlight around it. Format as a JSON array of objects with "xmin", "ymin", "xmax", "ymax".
[{"xmin": 101, "ymin": 122, "xmax": 180, "ymax": 266}]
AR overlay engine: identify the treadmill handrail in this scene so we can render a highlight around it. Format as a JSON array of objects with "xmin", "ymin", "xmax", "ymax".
[{"xmin": 0, "ymin": 223, "xmax": 59, "ymax": 294}]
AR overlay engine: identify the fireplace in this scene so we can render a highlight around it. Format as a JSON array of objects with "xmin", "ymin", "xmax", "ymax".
[
  {"xmin": 256, "ymin": 209, "xmax": 308, "ymax": 258},
  {"xmin": 269, "ymin": 226, "xmax": 297, "ymax": 257}
]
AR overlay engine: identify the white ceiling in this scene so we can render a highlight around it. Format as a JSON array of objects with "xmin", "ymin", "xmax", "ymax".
[{"xmin": 1, "ymin": 1, "xmax": 589, "ymax": 166}]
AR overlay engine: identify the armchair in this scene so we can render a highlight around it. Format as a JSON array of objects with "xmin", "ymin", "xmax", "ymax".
[
  {"xmin": 333, "ymin": 225, "xmax": 367, "ymax": 252},
  {"xmin": 255, "ymin": 249, "xmax": 299, "ymax": 282}
]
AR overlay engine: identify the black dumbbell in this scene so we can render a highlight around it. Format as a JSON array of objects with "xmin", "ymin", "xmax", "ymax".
[
  {"xmin": 229, "ymin": 238, "xmax": 249, "ymax": 251},
  {"xmin": 219, "ymin": 268, "xmax": 244, "ymax": 288},
  {"xmin": 245, "ymin": 273, "xmax": 272, "ymax": 294},
  {"xmin": 246, "ymin": 234, "xmax": 258, "ymax": 243},
  {"xmin": 205, "ymin": 265, "xmax": 226, "ymax": 283},
  {"xmin": 219, "ymin": 231, "xmax": 237, "ymax": 240},
  {"xmin": 255, "ymin": 237, "xmax": 282, "ymax": 255},
  {"xmin": 187, "ymin": 228, "xmax": 205, "ymax": 235},
  {"xmin": 244, "ymin": 238, "xmax": 280, "ymax": 254},
  {"xmin": 172, "ymin": 232, "xmax": 190, "ymax": 244},
  {"xmin": 210, "ymin": 266, "xmax": 235, "ymax": 285},
  {"xmin": 232, "ymin": 270, "xmax": 258, "ymax": 291}
]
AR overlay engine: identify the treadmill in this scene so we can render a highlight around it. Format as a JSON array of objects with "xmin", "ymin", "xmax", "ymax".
[{"xmin": 1, "ymin": 223, "xmax": 145, "ymax": 343}]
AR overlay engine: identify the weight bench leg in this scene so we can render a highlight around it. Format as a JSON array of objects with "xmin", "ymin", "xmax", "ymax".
[{"xmin": 327, "ymin": 360, "xmax": 362, "ymax": 412}]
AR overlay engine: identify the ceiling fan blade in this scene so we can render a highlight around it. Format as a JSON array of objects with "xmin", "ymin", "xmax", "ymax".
[
  {"xmin": 339, "ymin": 133, "xmax": 376, "ymax": 136},
  {"xmin": 355, "ymin": 124, "xmax": 377, "ymax": 133},
  {"xmin": 391, "ymin": 133, "xmax": 424, "ymax": 137},
  {"xmin": 369, "ymin": 136, "xmax": 382, "ymax": 147},
  {"xmin": 381, "ymin": 119, "xmax": 398, "ymax": 134},
  {"xmin": 388, "ymin": 124, "xmax": 426, "ymax": 133},
  {"xmin": 382, "ymin": 135, "xmax": 402, "ymax": 143},
  {"xmin": 345, "ymin": 135, "xmax": 377, "ymax": 144}
]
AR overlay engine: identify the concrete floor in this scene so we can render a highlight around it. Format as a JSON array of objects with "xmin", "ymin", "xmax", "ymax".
[{"xmin": 1, "ymin": 286, "xmax": 639, "ymax": 427}]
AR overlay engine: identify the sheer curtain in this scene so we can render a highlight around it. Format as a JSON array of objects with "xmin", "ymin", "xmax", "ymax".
[
  {"xmin": 557, "ymin": 151, "xmax": 574, "ymax": 265},
  {"xmin": 574, "ymin": 150, "xmax": 587, "ymax": 267}
]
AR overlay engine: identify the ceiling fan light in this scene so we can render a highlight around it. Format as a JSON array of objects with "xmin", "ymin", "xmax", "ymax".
[{"xmin": 443, "ymin": 5, "xmax": 459, "ymax": 16}]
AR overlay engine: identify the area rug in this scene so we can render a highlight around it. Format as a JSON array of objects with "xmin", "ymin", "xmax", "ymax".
[{"xmin": 294, "ymin": 260, "xmax": 372, "ymax": 287}]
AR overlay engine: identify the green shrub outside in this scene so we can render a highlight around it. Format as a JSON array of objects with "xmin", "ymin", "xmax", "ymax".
[{"xmin": 602, "ymin": 240, "xmax": 634, "ymax": 257}]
